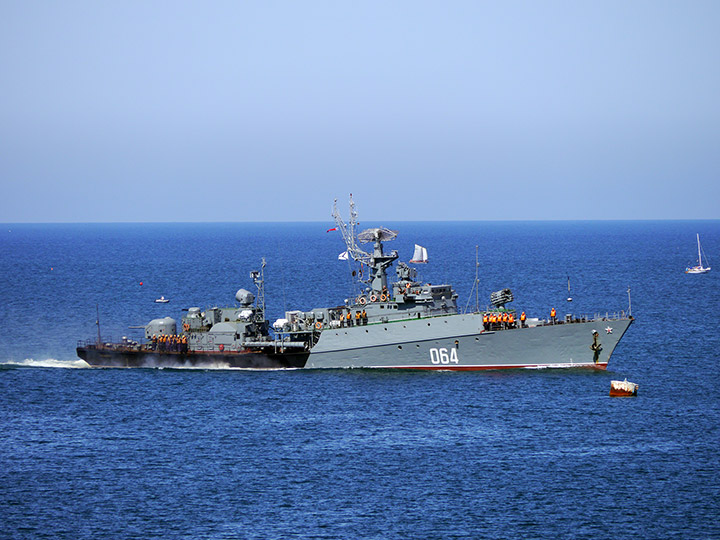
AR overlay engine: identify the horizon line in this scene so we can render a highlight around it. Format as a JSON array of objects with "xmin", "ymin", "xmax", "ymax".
[{"xmin": 3, "ymin": 218, "xmax": 720, "ymax": 226}]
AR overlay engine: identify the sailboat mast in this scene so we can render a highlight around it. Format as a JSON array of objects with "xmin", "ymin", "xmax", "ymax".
[{"xmin": 697, "ymin": 233, "xmax": 703, "ymax": 266}]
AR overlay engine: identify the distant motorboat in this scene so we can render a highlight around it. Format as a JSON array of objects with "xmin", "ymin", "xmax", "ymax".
[
  {"xmin": 155, "ymin": 296, "xmax": 169, "ymax": 303},
  {"xmin": 685, "ymin": 234, "xmax": 711, "ymax": 274}
]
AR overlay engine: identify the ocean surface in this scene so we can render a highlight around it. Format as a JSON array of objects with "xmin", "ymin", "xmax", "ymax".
[{"xmin": 1, "ymin": 220, "xmax": 719, "ymax": 539}]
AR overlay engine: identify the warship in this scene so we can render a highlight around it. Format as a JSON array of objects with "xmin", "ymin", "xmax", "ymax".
[
  {"xmin": 76, "ymin": 261, "xmax": 313, "ymax": 368},
  {"xmin": 271, "ymin": 197, "xmax": 632, "ymax": 370},
  {"xmin": 77, "ymin": 196, "xmax": 633, "ymax": 369}
]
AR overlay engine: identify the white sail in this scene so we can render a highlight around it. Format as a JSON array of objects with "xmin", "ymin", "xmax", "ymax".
[{"xmin": 410, "ymin": 244, "xmax": 428, "ymax": 264}]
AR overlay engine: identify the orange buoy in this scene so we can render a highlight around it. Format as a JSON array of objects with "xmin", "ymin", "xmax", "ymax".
[{"xmin": 609, "ymin": 379, "xmax": 638, "ymax": 397}]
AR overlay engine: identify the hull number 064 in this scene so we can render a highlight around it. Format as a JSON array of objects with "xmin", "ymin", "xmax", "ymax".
[{"xmin": 429, "ymin": 347, "xmax": 459, "ymax": 365}]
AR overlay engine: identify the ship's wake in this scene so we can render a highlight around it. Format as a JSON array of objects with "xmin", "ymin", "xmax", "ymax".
[
  {"xmin": 0, "ymin": 358, "xmax": 91, "ymax": 369},
  {"xmin": 0, "ymin": 357, "xmax": 301, "ymax": 371}
]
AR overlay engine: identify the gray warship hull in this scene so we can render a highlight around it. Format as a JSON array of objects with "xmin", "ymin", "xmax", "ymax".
[
  {"xmin": 76, "ymin": 343, "xmax": 309, "ymax": 369},
  {"xmin": 303, "ymin": 314, "xmax": 632, "ymax": 370}
]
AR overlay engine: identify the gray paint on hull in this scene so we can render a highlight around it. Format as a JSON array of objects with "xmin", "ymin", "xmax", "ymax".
[{"xmin": 304, "ymin": 314, "xmax": 632, "ymax": 369}]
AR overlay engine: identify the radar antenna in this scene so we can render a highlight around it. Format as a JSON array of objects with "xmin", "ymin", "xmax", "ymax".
[{"xmin": 357, "ymin": 227, "xmax": 398, "ymax": 244}]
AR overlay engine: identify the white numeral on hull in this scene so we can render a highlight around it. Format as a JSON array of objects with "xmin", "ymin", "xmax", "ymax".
[{"xmin": 429, "ymin": 347, "xmax": 459, "ymax": 364}]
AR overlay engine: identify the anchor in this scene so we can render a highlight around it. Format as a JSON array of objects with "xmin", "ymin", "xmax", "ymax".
[{"xmin": 589, "ymin": 330, "xmax": 603, "ymax": 363}]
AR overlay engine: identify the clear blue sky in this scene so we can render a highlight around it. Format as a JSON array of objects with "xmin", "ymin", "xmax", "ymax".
[{"xmin": 1, "ymin": 1, "xmax": 718, "ymax": 222}]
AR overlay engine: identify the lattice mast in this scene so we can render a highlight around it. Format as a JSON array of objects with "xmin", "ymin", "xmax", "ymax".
[{"xmin": 332, "ymin": 195, "xmax": 371, "ymax": 263}]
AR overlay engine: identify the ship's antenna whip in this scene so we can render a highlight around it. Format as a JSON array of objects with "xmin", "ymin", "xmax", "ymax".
[
  {"xmin": 464, "ymin": 245, "xmax": 480, "ymax": 314},
  {"xmin": 96, "ymin": 304, "xmax": 102, "ymax": 345},
  {"xmin": 627, "ymin": 285, "xmax": 632, "ymax": 317},
  {"xmin": 475, "ymin": 245, "xmax": 480, "ymax": 313}
]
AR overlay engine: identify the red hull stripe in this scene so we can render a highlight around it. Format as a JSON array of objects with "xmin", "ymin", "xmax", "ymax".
[{"xmin": 370, "ymin": 363, "xmax": 608, "ymax": 371}]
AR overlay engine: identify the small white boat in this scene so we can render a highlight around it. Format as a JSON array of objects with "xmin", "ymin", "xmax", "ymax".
[
  {"xmin": 155, "ymin": 296, "xmax": 169, "ymax": 303},
  {"xmin": 685, "ymin": 234, "xmax": 711, "ymax": 274}
]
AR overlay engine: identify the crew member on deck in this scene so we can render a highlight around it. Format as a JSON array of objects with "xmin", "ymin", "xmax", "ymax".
[
  {"xmin": 550, "ymin": 307, "xmax": 557, "ymax": 324},
  {"xmin": 520, "ymin": 311, "xmax": 526, "ymax": 327}
]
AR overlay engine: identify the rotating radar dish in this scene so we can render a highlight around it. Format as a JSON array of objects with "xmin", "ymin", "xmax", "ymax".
[{"xmin": 357, "ymin": 227, "xmax": 398, "ymax": 244}]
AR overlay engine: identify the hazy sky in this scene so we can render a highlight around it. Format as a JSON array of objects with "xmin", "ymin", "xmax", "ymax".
[{"xmin": 1, "ymin": 1, "xmax": 718, "ymax": 222}]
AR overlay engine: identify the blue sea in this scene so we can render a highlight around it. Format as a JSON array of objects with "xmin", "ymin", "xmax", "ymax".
[{"xmin": 1, "ymin": 221, "xmax": 719, "ymax": 539}]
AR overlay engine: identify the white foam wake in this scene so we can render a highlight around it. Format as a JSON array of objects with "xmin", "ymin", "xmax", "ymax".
[{"xmin": 0, "ymin": 358, "xmax": 91, "ymax": 369}]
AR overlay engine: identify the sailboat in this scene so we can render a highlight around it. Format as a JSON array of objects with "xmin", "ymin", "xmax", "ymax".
[
  {"xmin": 566, "ymin": 276, "xmax": 572, "ymax": 302},
  {"xmin": 409, "ymin": 244, "xmax": 428, "ymax": 264},
  {"xmin": 685, "ymin": 234, "xmax": 711, "ymax": 274}
]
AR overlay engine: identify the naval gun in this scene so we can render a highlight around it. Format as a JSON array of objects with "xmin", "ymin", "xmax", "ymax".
[{"xmin": 490, "ymin": 288, "xmax": 514, "ymax": 309}]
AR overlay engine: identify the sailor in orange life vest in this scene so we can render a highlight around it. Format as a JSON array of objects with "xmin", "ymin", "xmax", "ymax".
[
  {"xmin": 520, "ymin": 311, "xmax": 526, "ymax": 328},
  {"xmin": 550, "ymin": 307, "xmax": 557, "ymax": 324}
]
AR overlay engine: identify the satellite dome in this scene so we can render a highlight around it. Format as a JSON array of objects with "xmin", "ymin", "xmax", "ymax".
[{"xmin": 235, "ymin": 288, "xmax": 255, "ymax": 306}]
